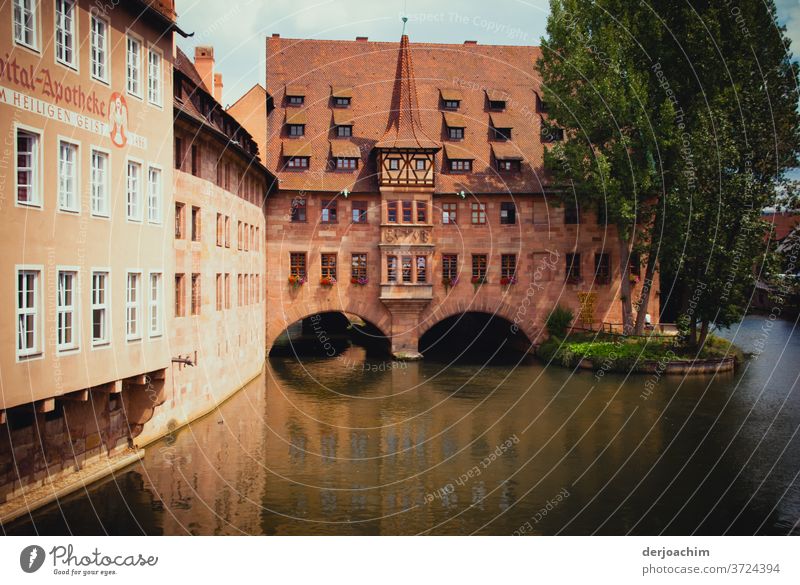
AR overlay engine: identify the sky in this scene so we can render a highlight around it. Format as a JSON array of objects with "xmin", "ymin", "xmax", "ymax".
[{"xmin": 175, "ymin": 0, "xmax": 800, "ymax": 108}]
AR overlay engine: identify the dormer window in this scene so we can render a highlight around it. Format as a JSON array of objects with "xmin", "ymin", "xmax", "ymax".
[
  {"xmin": 486, "ymin": 88, "xmax": 508, "ymax": 111},
  {"xmin": 286, "ymin": 110, "xmax": 307, "ymax": 137},
  {"xmin": 286, "ymin": 157, "xmax": 309, "ymax": 169},
  {"xmin": 440, "ymin": 88, "xmax": 463, "ymax": 111},
  {"xmin": 542, "ymin": 126, "xmax": 564, "ymax": 142},
  {"xmin": 450, "ymin": 160, "xmax": 471, "ymax": 172},
  {"xmin": 336, "ymin": 158, "xmax": 358, "ymax": 170},
  {"xmin": 331, "ymin": 86, "xmax": 353, "ymax": 108},
  {"xmin": 492, "ymin": 143, "xmax": 522, "ymax": 173},
  {"xmin": 489, "ymin": 100, "xmax": 506, "ymax": 110},
  {"xmin": 449, "ymin": 128, "xmax": 464, "ymax": 140},
  {"xmin": 443, "ymin": 112, "xmax": 466, "ymax": 141},
  {"xmin": 332, "ymin": 109, "xmax": 354, "ymax": 138},
  {"xmin": 497, "ymin": 160, "xmax": 520, "ymax": 172},
  {"xmin": 444, "ymin": 144, "xmax": 474, "ymax": 174},
  {"xmin": 330, "ymin": 141, "xmax": 360, "ymax": 171},
  {"xmin": 490, "ymin": 113, "xmax": 514, "ymax": 142},
  {"xmin": 535, "ymin": 92, "xmax": 549, "ymax": 113},
  {"xmin": 286, "ymin": 85, "xmax": 305, "ymax": 106},
  {"xmin": 282, "ymin": 141, "xmax": 311, "ymax": 170}
]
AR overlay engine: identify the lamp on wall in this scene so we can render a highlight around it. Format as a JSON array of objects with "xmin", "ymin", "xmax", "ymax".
[
  {"xmin": 342, "ymin": 188, "xmax": 350, "ymax": 199},
  {"xmin": 457, "ymin": 190, "xmax": 466, "ymax": 199}
]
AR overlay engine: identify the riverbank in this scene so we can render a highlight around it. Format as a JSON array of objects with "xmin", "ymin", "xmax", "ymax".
[{"xmin": 536, "ymin": 332, "xmax": 744, "ymax": 374}]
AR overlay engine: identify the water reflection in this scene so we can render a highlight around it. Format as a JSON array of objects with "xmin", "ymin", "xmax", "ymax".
[{"xmin": 5, "ymin": 315, "xmax": 799, "ymax": 535}]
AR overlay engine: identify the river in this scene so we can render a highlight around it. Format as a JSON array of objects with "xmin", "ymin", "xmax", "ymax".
[{"xmin": 4, "ymin": 315, "xmax": 799, "ymax": 535}]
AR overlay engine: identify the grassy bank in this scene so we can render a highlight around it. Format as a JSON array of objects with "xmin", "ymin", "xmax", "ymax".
[{"xmin": 536, "ymin": 332, "xmax": 744, "ymax": 373}]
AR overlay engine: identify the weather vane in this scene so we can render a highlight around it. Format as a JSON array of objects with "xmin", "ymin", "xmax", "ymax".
[{"xmin": 401, "ymin": 0, "xmax": 408, "ymax": 35}]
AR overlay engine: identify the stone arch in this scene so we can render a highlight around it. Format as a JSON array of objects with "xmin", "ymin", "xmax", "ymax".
[
  {"xmin": 417, "ymin": 298, "xmax": 542, "ymax": 347},
  {"xmin": 266, "ymin": 297, "xmax": 392, "ymax": 355}
]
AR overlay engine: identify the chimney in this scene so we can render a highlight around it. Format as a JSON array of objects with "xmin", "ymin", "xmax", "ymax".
[
  {"xmin": 194, "ymin": 46, "xmax": 215, "ymax": 95},
  {"xmin": 213, "ymin": 72, "xmax": 223, "ymax": 103},
  {"xmin": 271, "ymin": 33, "xmax": 281, "ymax": 38},
  {"xmin": 356, "ymin": 36, "xmax": 368, "ymax": 42},
  {"xmin": 464, "ymin": 40, "xmax": 478, "ymax": 45}
]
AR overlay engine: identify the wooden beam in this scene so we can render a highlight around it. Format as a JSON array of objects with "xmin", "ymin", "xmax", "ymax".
[
  {"xmin": 150, "ymin": 368, "xmax": 167, "ymax": 381},
  {"xmin": 90, "ymin": 380, "xmax": 122, "ymax": 394},
  {"xmin": 125, "ymin": 374, "xmax": 149, "ymax": 386},
  {"xmin": 35, "ymin": 398, "xmax": 55, "ymax": 413},
  {"xmin": 61, "ymin": 389, "xmax": 89, "ymax": 401},
  {"xmin": 0, "ymin": 410, "xmax": 6, "ymax": 425}
]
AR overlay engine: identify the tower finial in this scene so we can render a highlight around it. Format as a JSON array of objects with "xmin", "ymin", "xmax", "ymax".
[{"xmin": 401, "ymin": 15, "xmax": 408, "ymax": 37}]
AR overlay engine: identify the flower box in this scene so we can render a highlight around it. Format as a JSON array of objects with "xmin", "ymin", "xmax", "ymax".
[
  {"xmin": 287, "ymin": 275, "xmax": 306, "ymax": 288},
  {"xmin": 320, "ymin": 276, "xmax": 337, "ymax": 287}
]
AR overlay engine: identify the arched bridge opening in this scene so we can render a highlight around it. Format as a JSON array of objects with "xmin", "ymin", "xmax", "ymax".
[{"xmin": 268, "ymin": 311, "xmax": 390, "ymax": 358}]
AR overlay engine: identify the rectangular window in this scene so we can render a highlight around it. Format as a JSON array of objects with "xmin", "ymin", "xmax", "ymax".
[
  {"xmin": 352, "ymin": 201, "xmax": 367, "ymax": 224},
  {"xmin": 415, "ymin": 159, "xmax": 427, "ymax": 171},
  {"xmin": 191, "ymin": 144, "xmax": 200, "ymax": 176},
  {"xmin": 442, "ymin": 254, "xmax": 458, "ymax": 281},
  {"xmin": 225, "ymin": 274, "xmax": 231, "ymax": 309},
  {"xmin": 13, "ymin": 0, "xmax": 37, "ymax": 48},
  {"xmin": 566, "ymin": 253, "xmax": 581, "ymax": 283},
  {"xmin": 448, "ymin": 127, "xmax": 464, "ymax": 140},
  {"xmin": 443, "ymin": 100, "xmax": 460, "ymax": 109},
  {"xmin": 175, "ymin": 202, "xmax": 185, "ymax": 238},
  {"xmin": 215, "ymin": 273, "xmax": 223, "ymax": 311},
  {"xmin": 449, "ymin": 159, "xmax": 471, "ymax": 172},
  {"xmin": 335, "ymin": 158, "xmax": 357, "ymax": 170},
  {"xmin": 90, "ymin": 149, "xmax": 109, "ymax": 216},
  {"xmin": 416, "ymin": 201, "xmax": 427, "ymax": 223},
  {"xmin": 321, "ymin": 200, "xmax": 337, "ymax": 223},
  {"xmin": 90, "ymin": 14, "xmax": 108, "ymax": 82},
  {"xmin": 55, "ymin": 0, "xmax": 76, "ymax": 68},
  {"xmin": 287, "ymin": 95, "xmax": 304, "ymax": 106},
  {"xmin": 237, "ymin": 274, "xmax": 243, "ymax": 306},
  {"xmin": 290, "ymin": 253, "xmax": 306, "ymax": 278},
  {"xmin": 16, "ymin": 269, "xmax": 40, "ymax": 358},
  {"xmin": 472, "ymin": 255, "xmax": 487, "ymax": 280},
  {"xmin": 92, "ymin": 271, "xmax": 109, "ymax": 346},
  {"xmin": 149, "ymin": 273, "xmax": 162, "ymax": 336},
  {"xmin": 491, "ymin": 126, "xmax": 512, "ymax": 141},
  {"xmin": 225, "ymin": 216, "xmax": 231, "ymax": 247},
  {"xmin": 389, "ymin": 159, "xmax": 400, "ymax": 171},
  {"xmin": 629, "ymin": 252, "xmax": 641, "ymax": 277},
  {"xmin": 333, "ymin": 97, "xmax": 351, "ymax": 107},
  {"xmin": 287, "ymin": 157, "xmax": 308, "ymax": 168},
  {"xmin": 416, "ymin": 256, "xmax": 427, "ymax": 283},
  {"xmin": 564, "ymin": 201, "xmax": 580, "ymax": 225},
  {"xmin": 401, "ymin": 256, "xmax": 413, "ymax": 283},
  {"xmin": 291, "ymin": 198, "xmax": 307, "ymax": 222},
  {"xmin": 500, "ymin": 202, "xmax": 516, "ymax": 225},
  {"xmin": 175, "ymin": 137, "xmax": 184, "ymax": 171},
  {"xmin": 497, "ymin": 160, "xmax": 520, "ymax": 172},
  {"xmin": 58, "ymin": 141, "xmax": 78, "ymax": 212},
  {"xmin": 191, "ymin": 206, "xmax": 201, "ymax": 241},
  {"xmin": 148, "ymin": 48, "xmax": 162, "ymax": 106},
  {"xmin": 288, "ymin": 124, "xmax": 305, "ymax": 137},
  {"xmin": 216, "ymin": 213, "xmax": 223, "ymax": 245},
  {"xmin": 387, "ymin": 256, "xmax": 398, "ymax": 283},
  {"xmin": 336, "ymin": 125, "xmax": 352, "ymax": 138},
  {"xmin": 175, "ymin": 273, "xmax": 185, "ymax": 317},
  {"xmin": 16, "ymin": 128, "xmax": 40, "ymax": 206},
  {"xmin": 489, "ymin": 99, "xmax": 506, "ymax": 110},
  {"xmin": 126, "ymin": 272, "xmax": 141, "ymax": 340},
  {"xmin": 351, "ymin": 253, "xmax": 367, "ymax": 282},
  {"xmin": 501, "ymin": 254, "xmax": 517, "ymax": 279},
  {"xmin": 471, "ymin": 202, "xmax": 486, "ymax": 225},
  {"xmin": 126, "ymin": 35, "xmax": 142, "ymax": 97},
  {"xmin": 191, "ymin": 273, "xmax": 201, "ymax": 315},
  {"xmin": 237, "ymin": 221, "xmax": 243, "ymax": 250},
  {"xmin": 321, "ymin": 254, "xmax": 337, "ymax": 280},
  {"xmin": 127, "ymin": 161, "xmax": 142, "ymax": 220},
  {"xmin": 442, "ymin": 202, "xmax": 457, "ymax": 224},
  {"xmin": 148, "ymin": 167, "xmax": 162, "ymax": 223},
  {"xmin": 387, "ymin": 200, "xmax": 398, "ymax": 223},
  {"xmin": 595, "ymin": 253, "xmax": 611, "ymax": 285},
  {"xmin": 402, "ymin": 200, "xmax": 413, "ymax": 223}
]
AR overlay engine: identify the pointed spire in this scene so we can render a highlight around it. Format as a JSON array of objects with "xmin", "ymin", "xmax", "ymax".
[{"xmin": 375, "ymin": 35, "xmax": 439, "ymax": 150}]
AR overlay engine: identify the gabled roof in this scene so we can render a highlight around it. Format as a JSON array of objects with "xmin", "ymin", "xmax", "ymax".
[
  {"xmin": 264, "ymin": 35, "xmax": 548, "ymax": 194},
  {"xmin": 375, "ymin": 35, "xmax": 439, "ymax": 151}
]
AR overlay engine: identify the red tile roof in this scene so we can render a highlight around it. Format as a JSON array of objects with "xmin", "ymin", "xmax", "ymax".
[{"xmin": 265, "ymin": 35, "xmax": 549, "ymax": 194}]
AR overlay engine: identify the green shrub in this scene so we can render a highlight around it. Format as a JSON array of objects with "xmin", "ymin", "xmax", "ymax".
[
  {"xmin": 546, "ymin": 305, "xmax": 574, "ymax": 338},
  {"xmin": 536, "ymin": 337, "xmax": 562, "ymax": 362}
]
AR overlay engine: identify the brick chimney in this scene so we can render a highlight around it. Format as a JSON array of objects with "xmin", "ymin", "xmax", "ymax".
[
  {"xmin": 213, "ymin": 72, "xmax": 223, "ymax": 103},
  {"xmin": 194, "ymin": 46, "xmax": 215, "ymax": 95}
]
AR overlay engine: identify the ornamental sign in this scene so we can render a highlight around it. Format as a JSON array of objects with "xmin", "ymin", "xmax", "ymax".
[{"xmin": 381, "ymin": 227, "xmax": 432, "ymax": 245}]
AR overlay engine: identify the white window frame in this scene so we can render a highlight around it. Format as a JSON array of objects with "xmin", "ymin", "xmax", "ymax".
[
  {"xmin": 148, "ymin": 271, "xmax": 163, "ymax": 337},
  {"xmin": 13, "ymin": 0, "xmax": 39, "ymax": 51},
  {"xmin": 126, "ymin": 158, "xmax": 143, "ymax": 222},
  {"xmin": 147, "ymin": 165, "xmax": 162, "ymax": 224},
  {"xmin": 56, "ymin": 267, "xmax": 80, "ymax": 353},
  {"xmin": 57, "ymin": 137, "xmax": 80, "ymax": 213},
  {"xmin": 90, "ymin": 12, "xmax": 109, "ymax": 84},
  {"xmin": 91, "ymin": 269, "xmax": 111, "ymax": 348},
  {"xmin": 126, "ymin": 32, "xmax": 143, "ymax": 99},
  {"xmin": 15, "ymin": 124, "xmax": 42, "ymax": 208},
  {"xmin": 147, "ymin": 45, "xmax": 163, "ymax": 107},
  {"xmin": 54, "ymin": 0, "xmax": 77, "ymax": 70},
  {"xmin": 90, "ymin": 146, "xmax": 110, "ymax": 217},
  {"xmin": 126, "ymin": 271, "xmax": 142, "ymax": 341},
  {"xmin": 16, "ymin": 265, "xmax": 43, "ymax": 361}
]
